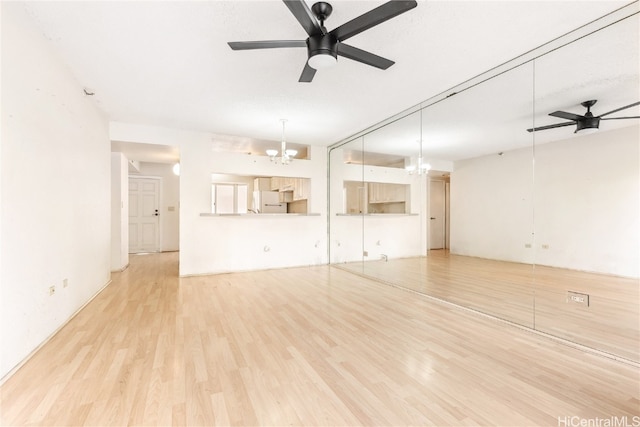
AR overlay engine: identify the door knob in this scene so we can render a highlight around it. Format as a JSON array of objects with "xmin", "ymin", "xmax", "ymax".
[{"xmin": 430, "ymin": 217, "xmax": 436, "ymax": 220}]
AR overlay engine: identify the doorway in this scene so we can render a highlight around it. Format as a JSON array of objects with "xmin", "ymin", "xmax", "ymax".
[
  {"xmin": 429, "ymin": 177, "xmax": 450, "ymax": 250},
  {"xmin": 129, "ymin": 177, "xmax": 161, "ymax": 253}
]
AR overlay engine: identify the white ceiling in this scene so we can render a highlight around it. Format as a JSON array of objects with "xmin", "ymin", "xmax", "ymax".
[{"xmin": 18, "ymin": 0, "xmax": 638, "ymax": 163}]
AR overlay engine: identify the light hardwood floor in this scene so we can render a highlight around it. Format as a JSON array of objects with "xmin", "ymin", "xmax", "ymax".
[
  {"xmin": 339, "ymin": 250, "xmax": 640, "ymax": 363},
  {"xmin": 1, "ymin": 252, "xmax": 638, "ymax": 426}
]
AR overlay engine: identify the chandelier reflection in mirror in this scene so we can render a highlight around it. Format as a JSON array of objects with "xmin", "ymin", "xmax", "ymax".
[
  {"xmin": 406, "ymin": 108, "xmax": 431, "ymax": 175},
  {"xmin": 267, "ymin": 119, "xmax": 298, "ymax": 164},
  {"xmin": 406, "ymin": 155, "xmax": 431, "ymax": 175}
]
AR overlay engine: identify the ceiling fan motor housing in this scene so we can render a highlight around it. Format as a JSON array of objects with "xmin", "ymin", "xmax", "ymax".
[
  {"xmin": 575, "ymin": 115, "xmax": 600, "ymax": 132},
  {"xmin": 307, "ymin": 35, "xmax": 338, "ymax": 68}
]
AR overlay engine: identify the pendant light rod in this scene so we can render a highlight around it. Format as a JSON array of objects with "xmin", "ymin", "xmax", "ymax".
[{"xmin": 281, "ymin": 118, "xmax": 287, "ymax": 157}]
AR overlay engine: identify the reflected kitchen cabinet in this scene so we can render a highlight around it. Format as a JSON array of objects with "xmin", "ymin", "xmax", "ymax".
[
  {"xmin": 342, "ymin": 181, "xmax": 409, "ymax": 214},
  {"xmin": 368, "ymin": 182, "xmax": 406, "ymax": 204}
]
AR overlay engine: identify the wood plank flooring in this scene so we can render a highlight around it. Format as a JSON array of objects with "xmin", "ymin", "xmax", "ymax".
[
  {"xmin": 339, "ymin": 250, "xmax": 640, "ymax": 362},
  {"xmin": 1, "ymin": 252, "xmax": 639, "ymax": 426}
]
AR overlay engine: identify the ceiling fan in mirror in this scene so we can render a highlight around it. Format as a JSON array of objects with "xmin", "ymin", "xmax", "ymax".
[
  {"xmin": 227, "ymin": 0, "xmax": 418, "ymax": 82},
  {"xmin": 527, "ymin": 100, "xmax": 640, "ymax": 133}
]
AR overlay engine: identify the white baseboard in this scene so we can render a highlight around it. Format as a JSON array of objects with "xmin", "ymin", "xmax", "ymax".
[{"xmin": 111, "ymin": 263, "xmax": 129, "ymax": 273}]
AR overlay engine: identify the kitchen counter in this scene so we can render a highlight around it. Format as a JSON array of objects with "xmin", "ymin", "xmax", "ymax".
[{"xmin": 200, "ymin": 213, "xmax": 321, "ymax": 217}]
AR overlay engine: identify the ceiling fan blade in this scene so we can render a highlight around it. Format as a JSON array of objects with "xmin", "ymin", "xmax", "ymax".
[
  {"xmin": 549, "ymin": 111, "xmax": 584, "ymax": 121},
  {"xmin": 601, "ymin": 116, "xmax": 640, "ymax": 120},
  {"xmin": 526, "ymin": 122, "xmax": 575, "ymax": 133},
  {"xmin": 599, "ymin": 101, "xmax": 640, "ymax": 117},
  {"xmin": 283, "ymin": 0, "xmax": 323, "ymax": 37},
  {"xmin": 228, "ymin": 40, "xmax": 307, "ymax": 50},
  {"xmin": 329, "ymin": 0, "xmax": 417, "ymax": 42},
  {"xmin": 337, "ymin": 43, "xmax": 394, "ymax": 70},
  {"xmin": 299, "ymin": 62, "xmax": 317, "ymax": 83}
]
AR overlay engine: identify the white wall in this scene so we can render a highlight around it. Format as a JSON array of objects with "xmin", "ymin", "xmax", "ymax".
[
  {"xmin": 533, "ymin": 126, "xmax": 639, "ymax": 277},
  {"xmin": 111, "ymin": 153, "xmax": 129, "ymax": 271},
  {"xmin": 450, "ymin": 125, "xmax": 639, "ymax": 278},
  {"xmin": 1, "ymin": 3, "xmax": 111, "ymax": 380},
  {"xmin": 110, "ymin": 122, "xmax": 327, "ymax": 276},
  {"xmin": 450, "ymin": 146, "xmax": 535, "ymax": 264},
  {"xmin": 134, "ymin": 162, "xmax": 180, "ymax": 252}
]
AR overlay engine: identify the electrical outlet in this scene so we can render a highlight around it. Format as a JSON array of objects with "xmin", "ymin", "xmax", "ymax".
[
  {"xmin": 567, "ymin": 291, "xmax": 589, "ymax": 307},
  {"xmin": 63, "ymin": 278, "xmax": 68, "ymax": 288},
  {"xmin": 49, "ymin": 286, "xmax": 56, "ymax": 296},
  {"xmin": 363, "ymin": 251, "xmax": 368, "ymax": 257},
  {"xmin": 524, "ymin": 243, "xmax": 532, "ymax": 248}
]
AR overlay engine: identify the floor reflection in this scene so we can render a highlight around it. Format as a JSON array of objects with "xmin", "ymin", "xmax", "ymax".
[{"xmin": 336, "ymin": 250, "xmax": 639, "ymax": 362}]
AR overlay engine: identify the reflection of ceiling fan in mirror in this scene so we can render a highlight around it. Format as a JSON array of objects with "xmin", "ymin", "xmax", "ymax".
[
  {"xmin": 527, "ymin": 100, "xmax": 640, "ymax": 133},
  {"xmin": 227, "ymin": 0, "xmax": 418, "ymax": 83}
]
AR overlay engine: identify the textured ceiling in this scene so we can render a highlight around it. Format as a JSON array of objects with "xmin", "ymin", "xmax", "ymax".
[{"xmin": 17, "ymin": 0, "xmax": 638, "ymax": 163}]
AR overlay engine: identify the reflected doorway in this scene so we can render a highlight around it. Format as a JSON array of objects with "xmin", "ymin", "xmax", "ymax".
[{"xmin": 429, "ymin": 176, "xmax": 450, "ymax": 250}]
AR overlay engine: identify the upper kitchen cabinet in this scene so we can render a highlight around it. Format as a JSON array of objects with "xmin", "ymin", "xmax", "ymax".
[
  {"xmin": 368, "ymin": 182, "xmax": 407, "ymax": 204},
  {"xmin": 271, "ymin": 177, "xmax": 310, "ymax": 203}
]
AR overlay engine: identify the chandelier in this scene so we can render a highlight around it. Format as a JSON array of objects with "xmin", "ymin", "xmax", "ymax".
[
  {"xmin": 267, "ymin": 119, "xmax": 297, "ymax": 164},
  {"xmin": 406, "ymin": 109, "xmax": 430, "ymax": 175}
]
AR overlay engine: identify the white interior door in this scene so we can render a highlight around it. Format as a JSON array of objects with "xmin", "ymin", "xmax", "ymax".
[
  {"xmin": 429, "ymin": 179, "xmax": 446, "ymax": 250},
  {"xmin": 129, "ymin": 177, "xmax": 160, "ymax": 253}
]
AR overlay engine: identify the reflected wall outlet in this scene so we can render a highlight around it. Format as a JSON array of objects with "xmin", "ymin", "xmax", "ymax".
[
  {"xmin": 567, "ymin": 291, "xmax": 589, "ymax": 307},
  {"xmin": 542, "ymin": 244, "xmax": 550, "ymax": 249}
]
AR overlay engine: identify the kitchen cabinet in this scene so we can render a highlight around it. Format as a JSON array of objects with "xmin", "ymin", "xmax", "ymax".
[
  {"xmin": 293, "ymin": 178, "xmax": 310, "ymax": 201},
  {"xmin": 270, "ymin": 177, "xmax": 283, "ymax": 191},
  {"xmin": 254, "ymin": 177, "xmax": 272, "ymax": 191},
  {"xmin": 368, "ymin": 182, "xmax": 406, "ymax": 203},
  {"xmin": 271, "ymin": 177, "xmax": 310, "ymax": 202}
]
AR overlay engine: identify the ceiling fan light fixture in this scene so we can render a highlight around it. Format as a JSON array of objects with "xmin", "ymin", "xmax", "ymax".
[{"xmin": 308, "ymin": 52, "xmax": 337, "ymax": 69}]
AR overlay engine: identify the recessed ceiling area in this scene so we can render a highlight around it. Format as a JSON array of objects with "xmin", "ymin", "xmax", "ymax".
[{"xmin": 20, "ymin": 0, "xmax": 632, "ymax": 153}]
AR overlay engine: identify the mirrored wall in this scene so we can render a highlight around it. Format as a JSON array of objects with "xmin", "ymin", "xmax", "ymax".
[{"xmin": 328, "ymin": 7, "xmax": 639, "ymax": 362}]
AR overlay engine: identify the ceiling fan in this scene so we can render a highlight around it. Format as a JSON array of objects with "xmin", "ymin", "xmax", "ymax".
[
  {"xmin": 527, "ymin": 100, "xmax": 640, "ymax": 133},
  {"xmin": 227, "ymin": 0, "xmax": 418, "ymax": 82}
]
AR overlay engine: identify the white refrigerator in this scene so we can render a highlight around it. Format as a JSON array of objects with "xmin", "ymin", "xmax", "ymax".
[{"xmin": 252, "ymin": 191, "xmax": 287, "ymax": 213}]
